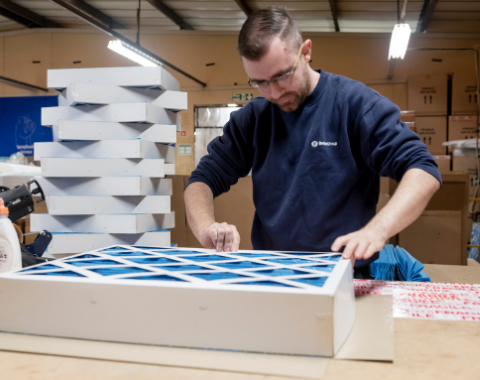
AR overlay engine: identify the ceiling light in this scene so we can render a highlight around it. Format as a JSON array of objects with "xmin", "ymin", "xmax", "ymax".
[
  {"xmin": 107, "ymin": 40, "xmax": 162, "ymax": 67},
  {"xmin": 228, "ymin": 104, "xmax": 239, "ymax": 107},
  {"xmin": 388, "ymin": 23, "xmax": 411, "ymax": 60}
]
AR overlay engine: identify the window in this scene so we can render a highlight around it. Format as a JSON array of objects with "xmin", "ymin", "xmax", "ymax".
[{"xmin": 194, "ymin": 105, "xmax": 242, "ymax": 167}]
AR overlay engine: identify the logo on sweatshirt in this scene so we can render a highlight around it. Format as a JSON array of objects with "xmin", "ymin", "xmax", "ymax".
[{"xmin": 311, "ymin": 141, "xmax": 337, "ymax": 147}]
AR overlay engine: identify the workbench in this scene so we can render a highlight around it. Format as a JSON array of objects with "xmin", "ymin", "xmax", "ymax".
[{"xmin": 1, "ymin": 263, "xmax": 479, "ymax": 380}]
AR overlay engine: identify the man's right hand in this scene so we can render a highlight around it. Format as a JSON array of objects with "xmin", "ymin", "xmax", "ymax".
[{"xmin": 198, "ymin": 222, "xmax": 240, "ymax": 252}]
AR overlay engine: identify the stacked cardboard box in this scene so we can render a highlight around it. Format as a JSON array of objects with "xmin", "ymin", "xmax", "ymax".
[
  {"xmin": 450, "ymin": 74, "xmax": 480, "ymax": 204},
  {"xmin": 32, "ymin": 67, "xmax": 187, "ymax": 255},
  {"xmin": 452, "ymin": 74, "xmax": 478, "ymax": 116},
  {"xmin": 402, "ymin": 75, "xmax": 458, "ymax": 263},
  {"xmin": 408, "ymin": 75, "xmax": 448, "ymax": 156}
]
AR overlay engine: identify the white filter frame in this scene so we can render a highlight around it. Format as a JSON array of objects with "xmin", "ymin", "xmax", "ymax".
[{"xmin": 0, "ymin": 246, "xmax": 355, "ymax": 357}]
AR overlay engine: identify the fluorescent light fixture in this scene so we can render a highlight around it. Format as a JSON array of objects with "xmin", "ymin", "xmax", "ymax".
[
  {"xmin": 228, "ymin": 103, "xmax": 239, "ymax": 107},
  {"xmin": 108, "ymin": 40, "xmax": 162, "ymax": 67},
  {"xmin": 388, "ymin": 23, "xmax": 411, "ymax": 60}
]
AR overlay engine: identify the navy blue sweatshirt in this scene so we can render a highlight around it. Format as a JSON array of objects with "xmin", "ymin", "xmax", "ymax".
[{"xmin": 187, "ymin": 70, "xmax": 442, "ymax": 267}]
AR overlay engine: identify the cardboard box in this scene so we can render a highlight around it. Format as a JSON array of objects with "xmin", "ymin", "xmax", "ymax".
[
  {"xmin": 46, "ymin": 231, "xmax": 171, "ymax": 254},
  {"xmin": 48, "ymin": 67, "xmax": 180, "ymax": 91},
  {"xmin": 46, "ymin": 195, "xmax": 171, "ymax": 215},
  {"xmin": 33, "ymin": 199, "xmax": 48, "ymax": 214},
  {"xmin": 452, "ymin": 74, "xmax": 478, "ymax": 115},
  {"xmin": 400, "ymin": 110, "xmax": 415, "ymax": 123},
  {"xmin": 57, "ymin": 121, "xmax": 177, "ymax": 143},
  {"xmin": 36, "ymin": 177, "xmax": 172, "ymax": 196},
  {"xmin": 433, "ymin": 155, "xmax": 451, "ymax": 174},
  {"xmin": 452, "ymin": 154, "xmax": 477, "ymax": 176},
  {"xmin": 398, "ymin": 210, "xmax": 462, "ymax": 265},
  {"xmin": 448, "ymin": 116, "xmax": 478, "ymax": 141},
  {"xmin": 59, "ymin": 83, "xmax": 187, "ymax": 111},
  {"xmin": 41, "ymin": 158, "xmax": 165, "ymax": 178},
  {"xmin": 376, "ymin": 193, "xmax": 390, "ymax": 213},
  {"xmin": 35, "ymin": 141, "xmax": 175, "ymax": 162},
  {"xmin": 31, "ymin": 213, "xmax": 175, "ymax": 233},
  {"xmin": 380, "ymin": 176, "xmax": 389, "ymax": 194},
  {"xmin": 42, "ymin": 104, "xmax": 181, "ymax": 129},
  {"xmin": 415, "ymin": 116, "xmax": 447, "ymax": 155},
  {"xmin": 408, "ymin": 75, "xmax": 448, "ymax": 115}
]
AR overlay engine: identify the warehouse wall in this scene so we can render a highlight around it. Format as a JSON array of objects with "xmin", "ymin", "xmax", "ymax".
[{"xmin": 1, "ymin": 30, "xmax": 480, "ymax": 173}]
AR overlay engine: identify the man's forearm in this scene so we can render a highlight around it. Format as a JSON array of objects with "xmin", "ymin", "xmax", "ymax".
[
  {"xmin": 184, "ymin": 182, "xmax": 216, "ymax": 239},
  {"xmin": 184, "ymin": 182, "xmax": 241, "ymax": 252},
  {"xmin": 367, "ymin": 168, "xmax": 440, "ymax": 241},
  {"xmin": 332, "ymin": 168, "xmax": 440, "ymax": 260}
]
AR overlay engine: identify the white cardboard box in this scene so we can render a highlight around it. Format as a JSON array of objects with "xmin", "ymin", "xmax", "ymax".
[
  {"xmin": 41, "ymin": 158, "xmax": 165, "ymax": 178},
  {"xmin": 407, "ymin": 75, "xmax": 448, "ymax": 116},
  {"xmin": 57, "ymin": 120, "xmax": 177, "ymax": 143},
  {"xmin": 35, "ymin": 177, "xmax": 172, "ymax": 196},
  {"xmin": 34, "ymin": 141, "xmax": 175, "ymax": 162},
  {"xmin": 0, "ymin": 246, "xmax": 354, "ymax": 357},
  {"xmin": 47, "ymin": 195, "xmax": 171, "ymax": 215},
  {"xmin": 31, "ymin": 213, "xmax": 175, "ymax": 233},
  {"xmin": 46, "ymin": 231, "xmax": 172, "ymax": 254},
  {"xmin": 42, "ymin": 104, "xmax": 180, "ymax": 129},
  {"xmin": 164, "ymin": 164, "xmax": 175, "ymax": 175},
  {"xmin": 59, "ymin": 83, "xmax": 187, "ymax": 111},
  {"xmin": 47, "ymin": 67, "xmax": 180, "ymax": 91}
]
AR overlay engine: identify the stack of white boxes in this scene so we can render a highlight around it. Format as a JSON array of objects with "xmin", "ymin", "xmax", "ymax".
[{"xmin": 32, "ymin": 67, "xmax": 187, "ymax": 256}]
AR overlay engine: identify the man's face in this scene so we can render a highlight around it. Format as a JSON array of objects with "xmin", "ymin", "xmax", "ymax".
[{"xmin": 242, "ymin": 37, "xmax": 310, "ymax": 112}]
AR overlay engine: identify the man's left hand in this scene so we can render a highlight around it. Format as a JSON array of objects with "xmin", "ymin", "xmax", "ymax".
[{"xmin": 331, "ymin": 226, "xmax": 386, "ymax": 261}]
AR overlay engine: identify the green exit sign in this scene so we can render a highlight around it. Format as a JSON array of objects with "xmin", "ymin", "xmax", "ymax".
[{"xmin": 232, "ymin": 93, "xmax": 253, "ymax": 101}]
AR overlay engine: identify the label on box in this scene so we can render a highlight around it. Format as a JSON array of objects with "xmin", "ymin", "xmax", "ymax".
[
  {"xmin": 448, "ymin": 116, "xmax": 478, "ymax": 141},
  {"xmin": 415, "ymin": 116, "xmax": 447, "ymax": 155},
  {"xmin": 408, "ymin": 75, "xmax": 448, "ymax": 115},
  {"xmin": 178, "ymin": 144, "xmax": 192, "ymax": 155},
  {"xmin": 452, "ymin": 74, "xmax": 478, "ymax": 115}
]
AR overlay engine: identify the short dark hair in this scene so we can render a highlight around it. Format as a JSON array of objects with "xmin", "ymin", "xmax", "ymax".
[{"xmin": 238, "ymin": 6, "xmax": 303, "ymax": 61}]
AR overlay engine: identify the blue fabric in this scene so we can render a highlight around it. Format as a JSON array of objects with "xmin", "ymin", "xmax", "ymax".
[
  {"xmin": 187, "ymin": 69, "xmax": 442, "ymax": 269},
  {"xmin": 371, "ymin": 245, "xmax": 430, "ymax": 282},
  {"xmin": 468, "ymin": 222, "xmax": 480, "ymax": 261}
]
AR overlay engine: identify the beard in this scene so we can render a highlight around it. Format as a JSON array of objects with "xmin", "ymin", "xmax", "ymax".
[{"xmin": 271, "ymin": 68, "xmax": 311, "ymax": 112}]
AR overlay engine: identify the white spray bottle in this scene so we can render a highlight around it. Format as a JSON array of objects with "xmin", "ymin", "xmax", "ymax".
[{"xmin": 0, "ymin": 198, "xmax": 22, "ymax": 273}]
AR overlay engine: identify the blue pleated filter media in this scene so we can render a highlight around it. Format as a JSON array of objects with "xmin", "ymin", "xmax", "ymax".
[{"xmin": 17, "ymin": 246, "xmax": 345, "ymax": 289}]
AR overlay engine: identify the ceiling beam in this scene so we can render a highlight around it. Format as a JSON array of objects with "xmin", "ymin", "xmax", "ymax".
[
  {"xmin": 145, "ymin": 0, "xmax": 193, "ymax": 30},
  {"xmin": 47, "ymin": 0, "xmax": 126, "ymax": 29},
  {"xmin": 328, "ymin": 0, "xmax": 340, "ymax": 32},
  {"xmin": 0, "ymin": 75, "xmax": 50, "ymax": 92},
  {"xmin": 416, "ymin": 0, "xmax": 438, "ymax": 33},
  {"xmin": 0, "ymin": 6, "xmax": 37, "ymax": 28},
  {"xmin": 0, "ymin": 0, "xmax": 62, "ymax": 28},
  {"xmin": 47, "ymin": 0, "xmax": 206, "ymax": 87},
  {"xmin": 234, "ymin": 0, "xmax": 253, "ymax": 17}
]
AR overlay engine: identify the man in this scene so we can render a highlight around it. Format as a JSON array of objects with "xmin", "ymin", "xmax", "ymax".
[{"xmin": 184, "ymin": 6, "xmax": 441, "ymax": 273}]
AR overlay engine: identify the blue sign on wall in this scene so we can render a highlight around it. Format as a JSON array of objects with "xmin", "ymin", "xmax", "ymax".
[{"xmin": 0, "ymin": 96, "xmax": 58, "ymax": 156}]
